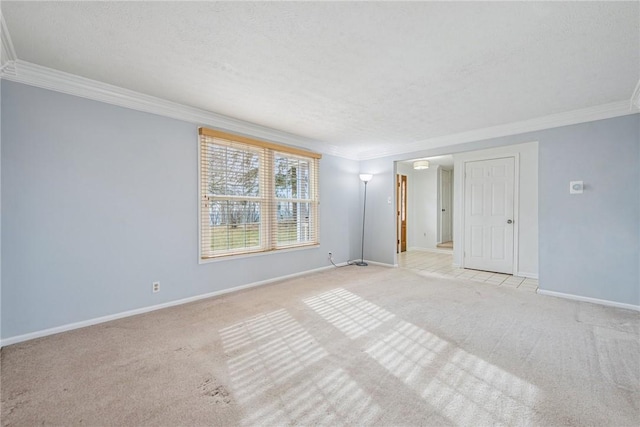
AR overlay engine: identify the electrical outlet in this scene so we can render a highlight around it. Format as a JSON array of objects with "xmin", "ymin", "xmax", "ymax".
[
  {"xmin": 153, "ymin": 281, "xmax": 160, "ymax": 293},
  {"xmin": 328, "ymin": 252, "xmax": 333, "ymax": 258}
]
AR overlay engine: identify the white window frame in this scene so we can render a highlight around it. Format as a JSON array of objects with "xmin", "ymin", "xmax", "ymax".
[{"xmin": 198, "ymin": 127, "xmax": 320, "ymax": 262}]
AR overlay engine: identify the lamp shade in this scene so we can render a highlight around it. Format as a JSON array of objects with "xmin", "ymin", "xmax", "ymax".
[
  {"xmin": 413, "ymin": 160, "xmax": 430, "ymax": 170},
  {"xmin": 359, "ymin": 173, "xmax": 373, "ymax": 182}
]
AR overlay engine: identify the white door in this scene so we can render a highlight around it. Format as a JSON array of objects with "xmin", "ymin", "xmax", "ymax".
[
  {"xmin": 440, "ymin": 169, "xmax": 452, "ymax": 243},
  {"xmin": 464, "ymin": 157, "xmax": 515, "ymax": 274}
]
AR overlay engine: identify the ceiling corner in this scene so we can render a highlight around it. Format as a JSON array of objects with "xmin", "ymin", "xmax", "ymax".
[{"xmin": 1, "ymin": 11, "xmax": 17, "ymax": 66}]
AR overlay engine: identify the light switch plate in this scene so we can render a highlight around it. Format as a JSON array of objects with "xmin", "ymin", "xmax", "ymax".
[{"xmin": 570, "ymin": 180, "xmax": 583, "ymax": 194}]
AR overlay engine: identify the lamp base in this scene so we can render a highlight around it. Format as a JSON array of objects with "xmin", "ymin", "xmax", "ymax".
[{"xmin": 354, "ymin": 261, "xmax": 368, "ymax": 267}]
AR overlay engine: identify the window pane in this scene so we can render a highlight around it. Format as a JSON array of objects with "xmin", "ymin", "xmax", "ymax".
[
  {"xmin": 277, "ymin": 202, "xmax": 311, "ymax": 245},
  {"xmin": 200, "ymin": 129, "xmax": 319, "ymax": 259},
  {"xmin": 208, "ymin": 144, "xmax": 260, "ymax": 197},
  {"xmin": 208, "ymin": 200, "xmax": 261, "ymax": 251},
  {"xmin": 275, "ymin": 155, "xmax": 310, "ymax": 199}
]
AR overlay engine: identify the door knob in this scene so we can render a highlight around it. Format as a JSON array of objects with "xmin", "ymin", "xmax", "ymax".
[{"xmin": 507, "ymin": 219, "xmax": 513, "ymax": 224}]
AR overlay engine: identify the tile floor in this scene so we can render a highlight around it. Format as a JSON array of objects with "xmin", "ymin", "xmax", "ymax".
[{"xmin": 397, "ymin": 250, "xmax": 539, "ymax": 292}]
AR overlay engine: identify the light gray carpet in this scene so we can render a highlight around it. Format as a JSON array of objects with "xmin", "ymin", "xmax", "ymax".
[{"xmin": 2, "ymin": 266, "xmax": 639, "ymax": 426}]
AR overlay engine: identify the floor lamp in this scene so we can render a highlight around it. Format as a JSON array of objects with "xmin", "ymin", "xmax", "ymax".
[{"xmin": 356, "ymin": 173, "xmax": 373, "ymax": 266}]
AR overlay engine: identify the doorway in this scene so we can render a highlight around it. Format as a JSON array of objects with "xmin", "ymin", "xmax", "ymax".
[
  {"xmin": 463, "ymin": 157, "xmax": 515, "ymax": 274},
  {"xmin": 396, "ymin": 156, "xmax": 454, "ymax": 254},
  {"xmin": 439, "ymin": 168, "xmax": 453, "ymax": 246},
  {"xmin": 396, "ymin": 174, "xmax": 407, "ymax": 253}
]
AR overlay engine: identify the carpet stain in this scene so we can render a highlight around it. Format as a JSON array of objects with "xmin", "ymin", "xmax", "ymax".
[
  {"xmin": 2, "ymin": 389, "xmax": 30, "ymax": 419},
  {"xmin": 199, "ymin": 378, "xmax": 232, "ymax": 405}
]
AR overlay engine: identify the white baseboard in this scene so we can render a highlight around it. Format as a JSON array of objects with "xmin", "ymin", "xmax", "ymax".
[
  {"xmin": 408, "ymin": 247, "xmax": 453, "ymax": 255},
  {"xmin": 366, "ymin": 260, "xmax": 398, "ymax": 268},
  {"xmin": 537, "ymin": 289, "xmax": 640, "ymax": 312},
  {"xmin": 516, "ymin": 272, "xmax": 539, "ymax": 279},
  {"xmin": 0, "ymin": 265, "xmax": 336, "ymax": 348}
]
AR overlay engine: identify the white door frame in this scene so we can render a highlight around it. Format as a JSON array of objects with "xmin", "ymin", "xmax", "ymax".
[
  {"xmin": 460, "ymin": 154, "xmax": 520, "ymax": 274},
  {"xmin": 438, "ymin": 168, "xmax": 453, "ymax": 244}
]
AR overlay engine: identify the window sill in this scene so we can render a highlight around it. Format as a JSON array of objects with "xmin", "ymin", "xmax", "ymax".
[{"xmin": 198, "ymin": 244, "xmax": 320, "ymax": 265}]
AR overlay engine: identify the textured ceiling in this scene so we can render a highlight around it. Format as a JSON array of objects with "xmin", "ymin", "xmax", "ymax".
[{"xmin": 2, "ymin": 1, "xmax": 639, "ymax": 158}]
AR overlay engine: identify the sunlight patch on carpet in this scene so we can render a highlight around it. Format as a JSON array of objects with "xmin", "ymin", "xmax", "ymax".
[
  {"xmin": 221, "ymin": 309, "xmax": 327, "ymax": 399},
  {"xmin": 220, "ymin": 308, "xmax": 381, "ymax": 425},
  {"xmin": 303, "ymin": 288, "xmax": 395, "ymax": 339},
  {"xmin": 366, "ymin": 320, "xmax": 539, "ymax": 425},
  {"xmin": 219, "ymin": 308, "xmax": 300, "ymax": 353},
  {"xmin": 239, "ymin": 366, "xmax": 381, "ymax": 426}
]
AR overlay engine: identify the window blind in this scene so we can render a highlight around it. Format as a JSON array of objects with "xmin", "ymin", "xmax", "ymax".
[{"xmin": 199, "ymin": 128, "xmax": 320, "ymax": 259}]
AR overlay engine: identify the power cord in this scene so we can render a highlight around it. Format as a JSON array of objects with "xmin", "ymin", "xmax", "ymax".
[{"xmin": 329, "ymin": 253, "xmax": 359, "ymax": 268}]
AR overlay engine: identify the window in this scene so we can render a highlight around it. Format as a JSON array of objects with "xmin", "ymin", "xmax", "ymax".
[{"xmin": 199, "ymin": 127, "xmax": 320, "ymax": 259}]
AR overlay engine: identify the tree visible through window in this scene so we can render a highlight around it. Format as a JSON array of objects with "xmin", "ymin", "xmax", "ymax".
[{"xmin": 199, "ymin": 128, "xmax": 320, "ymax": 259}]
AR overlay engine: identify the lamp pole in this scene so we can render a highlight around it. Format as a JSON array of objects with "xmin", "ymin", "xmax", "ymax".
[{"xmin": 356, "ymin": 174, "xmax": 373, "ymax": 266}]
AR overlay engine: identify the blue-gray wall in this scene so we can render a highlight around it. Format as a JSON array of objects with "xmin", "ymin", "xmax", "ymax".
[
  {"xmin": 538, "ymin": 117, "xmax": 639, "ymax": 305},
  {"xmin": 1, "ymin": 81, "xmax": 360, "ymax": 340},
  {"xmin": 360, "ymin": 114, "xmax": 639, "ymax": 306},
  {"xmin": 2, "ymin": 80, "xmax": 638, "ymax": 342}
]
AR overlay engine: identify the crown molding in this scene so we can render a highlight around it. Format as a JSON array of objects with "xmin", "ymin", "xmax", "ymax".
[
  {"xmin": 0, "ymin": 60, "xmax": 349, "ymax": 158},
  {"xmin": 0, "ymin": 12, "xmax": 17, "ymax": 67},
  {"xmin": 0, "ymin": 58, "xmax": 16, "ymax": 76},
  {"xmin": 356, "ymin": 99, "xmax": 638, "ymax": 160},
  {"xmin": 1, "ymin": 60, "xmax": 635, "ymax": 162}
]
